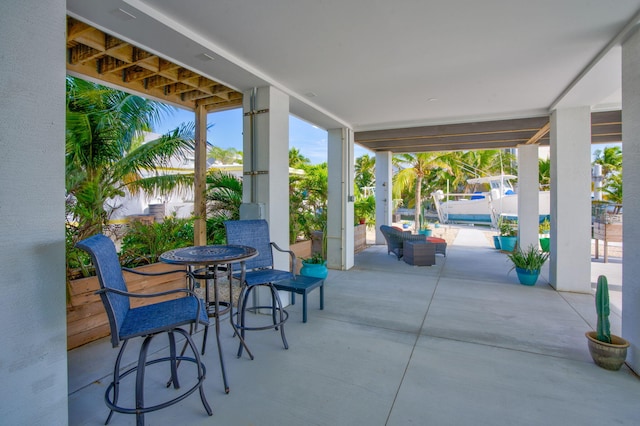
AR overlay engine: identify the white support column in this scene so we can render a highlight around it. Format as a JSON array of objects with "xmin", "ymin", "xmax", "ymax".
[
  {"xmin": 375, "ymin": 151, "xmax": 393, "ymax": 244},
  {"xmin": 622, "ymin": 27, "xmax": 640, "ymax": 374},
  {"xmin": 517, "ymin": 144, "xmax": 540, "ymax": 251},
  {"xmin": 327, "ymin": 128, "xmax": 355, "ymax": 270},
  {"xmin": 549, "ymin": 107, "xmax": 592, "ymax": 292},
  {"xmin": 242, "ymin": 87, "xmax": 290, "ymax": 270}
]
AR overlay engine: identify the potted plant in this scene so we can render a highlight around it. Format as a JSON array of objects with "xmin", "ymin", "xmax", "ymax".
[
  {"xmin": 354, "ymin": 194, "xmax": 375, "ymax": 226},
  {"xmin": 506, "ymin": 244, "xmax": 549, "ymax": 285},
  {"xmin": 418, "ymin": 219, "xmax": 433, "ymax": 237},
  {"xmin": 585, "ymin": 275, "xmax": 629, "ymax": 370},
  {"xmin": 538, "ymin": 218, "xmax": 550, "ymax": 252},
  {"xmin": 300, "ymin": 252, "xmax": 328, "ymax": 279},
  {"xmin": 498, "ymin": 217, "xmax": 518, "ymax": 252}
]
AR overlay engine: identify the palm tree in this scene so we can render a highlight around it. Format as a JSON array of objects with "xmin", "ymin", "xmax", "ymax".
[
  {"xmin": 603, "ymin": 173, "xmax": 623, "ymax": 213},
  {"xmin": 289, "ymin": 147, "xmax": 311, "ymax": 169},
  {"xmin": 593, "ymin": 146, "xmax": 622, "ymax": 204},
  {"xmin": 393, "ymin": 152, "xmax": 451, "ymax": 230},
  {"xmin": 593, "ymin": 146, "xmax": 622, "ymax": 178},
  {"xmin": 355, "ymin": 154, "xmax": 375, "ymax": 190},
  {"xmin": 538, "ymin": 158, "xmax": 551, "ymax": 188},
  {"xmin": 206, "ymin": 171, "xmax": 243, "ymax": 220},
  {"xmin": 204, "ymin": 171, "xmax": 243, "ymax": 243},
  {"xmin": 208, "ymin": 146, "xmax": 243, "ymax": 164},
  {"xmin": 65, "ymin": 76, "xmax": 196, "ymax": 241}
]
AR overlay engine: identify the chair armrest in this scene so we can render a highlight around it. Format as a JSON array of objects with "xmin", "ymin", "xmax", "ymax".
[
  {"xmin": 122, "ymin": 267, "xmax": 187, "ymax": 276},
  {"xmin": 271, "ymin": 241, "xmax": 297, "ymax": 274},
  {"xmin": 96, "ymin": 286, "xmax": 197, "ymax": 299},
  {"xmin": 96, "ymin": 287, "xmax": 204, "ymax": 330}
]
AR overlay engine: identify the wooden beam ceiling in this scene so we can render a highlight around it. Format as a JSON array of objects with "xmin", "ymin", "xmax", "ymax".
[
  {"xmin": 355, "ymin": 111, "xmax": 621, "ymax": 153},
  {"xmin": 66, "ymin": 16, "xmax": 242, "ymax": 112},
  {"xmin": 66, "ymin": 16, "xmax": 622, "ymax": 150}
]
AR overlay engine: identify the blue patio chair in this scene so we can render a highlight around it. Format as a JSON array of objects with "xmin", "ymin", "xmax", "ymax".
[
  {"xmin": 224, "ymin": 219, "xmax": 294, "ymax": 357},
  {"xmin": 76, "ymin": 234, "xmax": 212, "ymax": 426}
]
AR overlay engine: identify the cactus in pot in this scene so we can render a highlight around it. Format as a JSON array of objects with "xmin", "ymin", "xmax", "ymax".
[
  {"xmin": 595, "ymin": 275, "xmax": 611, "ymax": 343},
  {"xmin": 585, "ymin": 274, "xmax": 629, "ymax": 370}
]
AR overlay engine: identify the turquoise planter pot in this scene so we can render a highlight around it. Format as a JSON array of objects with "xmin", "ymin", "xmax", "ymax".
[
  {"xmin": 419, "ymin": 229, "xmax": 433, "ymax": 236},
  {"xmin": 493, "ymin": 236, "xmax": 501, "ymax": 249},
  {"xmin": 300, "ymin": 261, "xmax": 328, "ymax": 279},
  {"xmin": 499, "ymin": 236, "xmax": 517, "ymax": 252},
  {"xmin": 515, "ymin": 267, "xmax": 539, "ymax": 286},
  {"xmin": 539, "ymin": 237, "xmax": 550, "ymax": 252}
]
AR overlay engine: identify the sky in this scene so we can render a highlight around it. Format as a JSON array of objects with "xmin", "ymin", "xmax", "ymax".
[
  {"xmin": 154, "ymin": 107, "xmax": 370, "ymax": 164},
  {"xmin": 154, "ymin": 107, "xmax": 617, "ymax": 164}
]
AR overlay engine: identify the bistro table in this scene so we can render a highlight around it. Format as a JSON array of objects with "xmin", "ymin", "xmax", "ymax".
[{"xmin": 159, "ymin": 244, "xmax": 257, "ymax": 394}]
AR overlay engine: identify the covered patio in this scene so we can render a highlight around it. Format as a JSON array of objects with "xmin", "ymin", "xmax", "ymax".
[
  {"xmin": 3, "ymin": 2, "xmax": 640, "ymax": 424},
  {"xmin": 68, "ymin": 227, "xmax": 636, "ymax": 425}
]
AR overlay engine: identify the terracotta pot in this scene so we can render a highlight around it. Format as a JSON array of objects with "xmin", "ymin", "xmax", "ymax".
[{"xmin": 585, "ymin": 331, "xmax": 629, "ymax": 371}]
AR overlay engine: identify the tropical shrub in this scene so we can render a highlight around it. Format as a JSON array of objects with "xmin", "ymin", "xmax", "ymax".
[
  {"xmin": 354, "ymin": 194, "xmax": 376, "ymax": 225},
  {"xmin": 507, "ymin": 245, "xmax": 549, "ymax": 273},
  {"xmin": 119, "ymin": 216, "xmax": 193, "ymax": 268}
]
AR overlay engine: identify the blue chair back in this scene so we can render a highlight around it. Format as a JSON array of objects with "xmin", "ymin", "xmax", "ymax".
[
  {"xmin": 76, "ymin": 234, "xmax": 130, "ymax": 347},
  {"xmin": 224, "ymin": 220, "xmax": 274, "ymax": 271}
]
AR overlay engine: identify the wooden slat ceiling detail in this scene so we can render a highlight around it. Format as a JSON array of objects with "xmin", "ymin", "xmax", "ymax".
[
  {"xmin": 355, "ymin": 110, "xmax": 622, "ymax": 153},
  {"xmin": 66, "ymin": 17, "xmax": 242, "ymax": 112}
]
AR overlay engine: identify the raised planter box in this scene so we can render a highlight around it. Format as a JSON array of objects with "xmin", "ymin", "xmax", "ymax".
[
  {"xmin": 354, "ymin": 224, "xmax": 367, "ymax": 253},
  {"xmin": 66, "ymin": 263, "xmax": 187, "ymax": 350},
  {"xmin": 290, "ymin": 239, "xmax": 312, "ymax": 275}
]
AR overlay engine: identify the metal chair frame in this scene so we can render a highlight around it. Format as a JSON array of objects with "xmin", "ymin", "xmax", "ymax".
[
  {"xmin": 224, "ymin": 220, "xmax": 294, "ymax": 357},
  {"xmin": 76, "ymin": 234, "xmax": 212, "ymax": 426}
]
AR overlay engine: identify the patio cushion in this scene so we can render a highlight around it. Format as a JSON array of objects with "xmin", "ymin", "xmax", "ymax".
[
  {"xmin": 426, "ymin": 237, "xmax": 447, "ymax": 256},
  {"xmin": 119, "ymin": 297, "xmax": 209, "ymax": 340}
]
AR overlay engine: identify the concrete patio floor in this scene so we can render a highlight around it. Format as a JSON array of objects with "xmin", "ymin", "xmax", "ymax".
[{"xmin": 68, "ymin": 227, "xmax": 638, "ymax": 425}]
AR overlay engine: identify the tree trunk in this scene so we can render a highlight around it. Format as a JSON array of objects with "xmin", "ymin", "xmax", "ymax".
[{"xmin": 415, "ymin": 176, "xmax": 423, "ymax": 231}]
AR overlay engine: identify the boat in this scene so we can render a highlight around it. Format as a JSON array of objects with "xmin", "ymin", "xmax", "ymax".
[{"xmin": 431, "ymin": 175, "xmax": 550, "ymax": 226}]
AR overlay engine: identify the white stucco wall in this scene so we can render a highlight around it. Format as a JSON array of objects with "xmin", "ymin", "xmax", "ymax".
[
  {"xmin": 0, "ymin": 1, "xmax": 68, "ymax": 424},
  {"xmin": 622, "ymin": 27, "xmax": 640, "ymax": 375}
]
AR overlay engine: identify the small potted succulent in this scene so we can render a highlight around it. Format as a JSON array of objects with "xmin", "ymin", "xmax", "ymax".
[
  {"xmin": 585, "ymin": 275, "xmax": 629, "ymax": 370},
  {"xmin": 506, "ymin": 244, "xmax": 549, "ymax": 285},
  {"xmin": 300, "ymin": 252, "xmax": 328, "ymax": 279}
]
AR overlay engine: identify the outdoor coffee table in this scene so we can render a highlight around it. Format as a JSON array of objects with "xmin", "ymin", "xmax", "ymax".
[
  {"xmin": 273, "ymin": 275, "xmax": 324, "ymax": 323},
  {"xmin": 403, "ymin": 240, "xmax": 436, "ymax": 266}
]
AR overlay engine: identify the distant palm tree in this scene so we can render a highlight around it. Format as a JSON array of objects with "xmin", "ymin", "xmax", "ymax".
[
  {"xmin": 593, "ymin": 146, "xmax": 622, "ymax": 177},
  {"xmin": 539, "ymin": 158, "xmax": 551, "ymax": 188},
  {"xmin": 208, "ymin": 146, "xmax": 243, "ymax": 164},
  {"xmin": 65, "ymin": 76, "xmax": 195, "ymax": 241},
  {"xmin": 289, "ymin": 147, "xmax": 311, "ymax": 168},
  {"xmin": 355, "ymin": 154, "xmax": 375, "ymax": 190},
  {"xmin": 393, "ymin": 152, "xmax": 451, "ymax": 229}
]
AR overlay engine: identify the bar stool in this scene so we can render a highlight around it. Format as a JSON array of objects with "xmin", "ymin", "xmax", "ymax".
[{"xmin": 224, "ymin": 219, "xmax": 295, "ymax": 356}]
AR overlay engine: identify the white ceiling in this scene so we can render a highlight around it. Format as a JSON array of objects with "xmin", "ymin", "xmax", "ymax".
[{"xmin": 67, "ymin": 0, "xmax": 640, "ymax": 132}]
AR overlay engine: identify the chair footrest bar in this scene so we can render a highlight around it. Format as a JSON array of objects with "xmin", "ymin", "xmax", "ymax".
[{"xmin": 105, "ymin": 356, "xmax": 207, "ymax": 416}]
